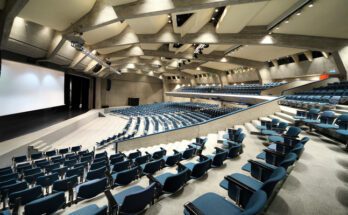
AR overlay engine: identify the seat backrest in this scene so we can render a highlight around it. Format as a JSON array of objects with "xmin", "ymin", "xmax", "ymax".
[
  {"xmin": 77, "ymin": 178, "xmax": 107, "ymax": 200},
  {"xmin": 143, "ymin": 159, "xmax": 163, "ymax": 174},
  {"xmin": 112, "ymin": 160, "xmax": 132, "ymax": 173},
  {"xmin": 128, "ymin": 151, "xmax": 141, "ymax": 160},
  {"xmin": 191, "ymin": 158, "xmax": 212, "ymax": 178},
  {"xmin": 134, "ymin": 154, "xmax": 150, "ymax": 165},
  {"xmin": 227, "ymin": 144, "xmax": 242, "ymax": 158},
  {"xmin": 36, "ymin": 173, "xmax": 59, "ymax": 187},
  {"xmin": 260, "ymin": 167, "xmax": 286, "ymax": 197},
  {"xmin": 236, "ymin": 133, "xmax": 245, "ymax": 143},
  {"xmin": 241, "ymin": 190, "xmax": 267, "ymax": 215},
  {"xmin": 163, "ymin": 168, "xmax": 190, "ymax": 193},
  {"xmin": 120, "ymin": 183, "xmax": 156, "ymax": 214},
  {"xmin": 285, "ymin": 126, "xmax": 301, "ymax": 137},
  {"xmin": 110, "ymin": 155, "xmax": 124, "ymax": 165},
  {"xmin": 52, "ymin": 175, "xmax": 78, "ymax": 192},
  {"xmin": 152, "ymin": 149, "xmax": 166, "ymax": 160},
  {"xmin": 86, "ymin": 166, "xmax": 107, "ymax": 181},
  {"xmin": 320, "ymin": 111, "xmax": 336, "ymax": 124},
  {"xmin": 299, "ymin": 137, "xmax": 310, "ymax": 145},
  {"xmin": 66, "ymin": 166, "xmax": 84, "ymax": 178},
  {"xmin": 307, "ymin": 108, "xmax": 320, "ymax": 119},
  {"xmin": 277, "ymin": 122, "xmax": 288, "ymax": 130},
  {"xmin": 165, "ymin": 153, "xmax": 182, "ymax": 166},
  {"xmin": 212, "ymin": 150, "xmax": 228, "ymax": 167},
  {"xmin": 279, "ymin": 153, "xmax": 297, "ymax": 170},
  {"xmin": 182, "ymin": 147, "xmax": 195, "ymax": 159},
  {"xmin": 13, "ymin": 155, "xmax": 27, "ymax": 163},
  {"xmin": 290, "ymin": 143, "xmax": 305, "ymax": 159},
  {"xmin": 1, "ymin": 181, "xmax": 28, "ymax": 196},
  {"xmin": 90, "ymin": 160, "xmax": 107, "ymax": 170},
  {"xmin": 9, "ymin": 185, "xmax": 43, "ymax": 206},
  {"xmin": 336, "ymin": 114, "xmax": 348, "ymax": 130},
  {"xmin": 24, "ymin": 191, "xmax": 65, "ymax": 215},
  {"xmin": 271, "ymin": 118, "xmax": 280, "ymax": 125},
  {"xmin": 0, "ymin": 172, "xmax": 18, "ymax": 182},
  {"xmin": 114, "ymin": 166, "xmax": 138, "ymax": 186}
]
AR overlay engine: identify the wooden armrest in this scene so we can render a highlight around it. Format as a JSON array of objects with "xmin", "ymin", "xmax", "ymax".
[
  {"xmin": 224, "ymin": 176, "xmax": 256, "ymax": 193},
  {"xmin": 184, "ymin": 202, "xmax": 204, "ymax": 215},
  {"xmin": 248, "ymin": 159, "xmax": 275, "ymax": 171}
]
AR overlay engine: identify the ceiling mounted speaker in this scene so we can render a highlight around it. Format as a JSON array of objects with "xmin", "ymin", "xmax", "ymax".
[{"xmin": 92, "ymin": 64, "xmax": 102, "ymax": 73}]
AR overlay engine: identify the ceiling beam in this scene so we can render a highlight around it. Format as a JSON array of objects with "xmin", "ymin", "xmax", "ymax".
[
  {"xmin": 0, "ymin": 0, "xmax": 29, "ymax": 48},
  {"xmin": 91, "ymin": 24, "xmax": 348, "ymax": 52},
  {"xmin": 46, "ymin": 33, "xmax": 66, "ymax": 60}
]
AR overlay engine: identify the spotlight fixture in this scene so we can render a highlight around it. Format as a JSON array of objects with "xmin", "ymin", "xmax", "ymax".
[
  {"xmin": 296, "ymin": 11, "xmax": 301, "ymax": 16},
  {"xmin": 285, "ymin": 20, "xmax": 289, "ymax": 24},
  {"xmin": 215, "ymin": 9, "xmax": 219, "ymax": 12},
  {"xmin": 308, "ymin": 3, "xmax": 313, "ymax": 7},
  {"xmin": 168, "ymin": 20, "xmax": 171, "ymax": 23},
  {"xmin": 211, "ymin": 17, "xmax": 215, "ymax": 21}
]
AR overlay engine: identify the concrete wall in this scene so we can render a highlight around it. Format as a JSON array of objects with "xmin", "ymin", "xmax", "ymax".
[
  {"xmin": 116, "ymin": 99, "xmax": 281, "ymax": 151},
  {"xmin": 101, "ymin": 74, "xmax": 164, "ymax": 107}
]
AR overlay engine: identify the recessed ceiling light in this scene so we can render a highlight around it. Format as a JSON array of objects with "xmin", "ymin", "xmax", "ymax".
[
  {"xmin": 296, "ymin": 12, "xmax": 301, "ymax": 16},
  {"xmin": 276, "ymin": 27, "xmax": 280, "ymax": 30},
  {"xmin": 215, "ymin": 9, "xmax": 219, "ymax": 12},
  {"xmin": 285, "ymin": 20, "xmax": 289, "ymax": 24},
  {"xmin": 308, "ymin": 3, "xmax": 313, "ymax": 7},
  {"xmin": 168, "ymin": 20, "xmax": 171, "ymax": 23},
  {"xmin": 211, "ymin": 17, "xmax": 215, "ymax": 21}
]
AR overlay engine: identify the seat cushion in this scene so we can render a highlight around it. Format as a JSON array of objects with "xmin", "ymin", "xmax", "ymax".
[
  {"xmin": 184, "ymin": 163, "xmax": 195, "ymax": 171},
  {"xmin": 184, "ymin": 192, "xmax": 240, "ymax": 215},
  {"xmin": 256, "ymin": 125, "xmax": 267, "ymax": 130},
  {"xmin": 293, "ymin": 116, "xmax": 306, "ymax": 120},
  {"xmin": 267, "ymin": 144, "xmax": 277, "ymax": 151},
  {"xmin": 315, "ymin": 124, "xmax": 339, "ymax": 129},
  {"xmin": 336, "ymin": 129, "xmax": 348, "ymax": 136},
  {"xmin": 241, "ymin": 163, "xmax": 251, "ymax": 172},
  {"xmin": 69, "ymin": 204, "xmax": 107, "ymax": 215},
  {"xmin": 256, "ymin": 152, "xmax": 265, "ymax": 160},
  {"xmin": 113, "ymin": 185, "xmax": 145, "ymax": 206},
  {"xmin": 155, "ymin": 173, "xmax": 174, "ymax": 185},
  {"xmin": 261, "ymin": 130, "xmax": 278, "ymax": 136},
  {"xmin": 219, "ymin": 173, "xmax": 263, "ymax": 191},
  {"xmin": 303, "ymin": 119, "xmax": 320, "ymax": 124},
  {"xmin": 268, "ymin": 136, "xmax": 284, "ymax": 143}
]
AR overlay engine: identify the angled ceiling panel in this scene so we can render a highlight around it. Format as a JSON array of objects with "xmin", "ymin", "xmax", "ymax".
[
  {"xmin": 201, "ymin": 61, "xmax": 239, "ymax": 71},
  {"xmin": 97, "ymin": 45, "xmax": 132, "ymax": 55},
  {"xmin": 216, "ymin": 1, "xmax": 268, "ymax": 33},
  {"xmin": 140, "ymin": 43, "xmax": 162, "ymax": 50},
  {"xmin": 83, "ymin": 22, "xmax": 128, "ymax": 45},
  {"xmin": 126, "ymin": 14, "xmax": 168, "ymax": 34},
  {"xmin": 18, "ymin": 0, "xmax": 96, "ymax": 31}
]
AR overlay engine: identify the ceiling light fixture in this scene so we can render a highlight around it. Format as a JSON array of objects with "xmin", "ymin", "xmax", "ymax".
[
  {"xmin": 308, "ymin": 3, "xmax": 313, "ymax": 7},
  {"xmin": 211, "ymin": 17, "xmax": 215, "ymax": 21},
  {"xmin": 215, "ymin": 9, "xmax": 219, "ymax": 12},
  {"xmin": 285, "ymin": 20, "xmax": 289, "ymax": 24},
  {"xmin": 296, "ymin": 12, "xmax": 301, "ymax": 16}
]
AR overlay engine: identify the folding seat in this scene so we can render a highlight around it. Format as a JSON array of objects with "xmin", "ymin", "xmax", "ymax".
[
  {"xmin": 189, "ymin": 137, "xmax": 208, "ymax": 150},
  {"xmin": 24, "ymin": 191, "xmax": 66, "ymax": 215},
  {"xmin": 110, "ymin": 155, "xmax": 124, "ymax": 166},
  {"xmin": 51, "ymin": 155, "xmax": 62, "ymax": 162},
  {"xmin": 163, "ymin": 151, "xmax": 182, "ymax": 167},
  {"xmin": 65, "ymin": 153, "xmax": 78, "ymax": 160},
  {"xmin": 86, "ymin": 166, "xmax": 107, "ymax": 181},
  {"xmin": 104, "ymin": 183, "xmax": 156, "ymax": 215},
  {"xmin": 268, "ymin": 126, "xmax": 301, "ymax": 146},
  {"xmin": 0, "ymin": 172, "xmax": 18, "ymax": 182},
  {"xmin": 134, "ymin": 154, "xmax": 151, "ymax": 166},
  {"xmin": 52, "ymin": 157, "xmax": 65, "ymax": 165},
  {"xmin": 261, "ymin": 122, "xmax": 288, "ymax": 136},
  {"xmin": 184, "ymin": 190, "xmax": 267, "ymax": 215},
  {"xmin": 1, "ymin": 181, "xmax": 28, "ymax": 208},
  {"xmin": 305, "ymin": 111, "xmax": 336, "ymax": 131},
  {"xmin": 64, "ymin": 159, "xmax": 78, "ymax": 168},
  {"xmin": 147, "ymin": 147, "xmax": 167, "ymax": 160},
  {"xmin": 52, "ymin": 175, "xmax": 78, "ymax": 203},
  {"xmin": 334, "ymin": 114, "xmax": 348, "ymax": 148},
  {"xmin": 45, "ymin": 150, "xmax": 57, "ymax": 158},
  {"xmin": 127, "ymin": 150, "xmax": 142, "ymax": 160},
  {"xmin": 206, "ymin": 147, "xmax": 228, "ymax": 168},
  {"xmin": 106, "ymin": 166, "xmax": 139, "ymax": 187},
  {"xmin": 30, "ymin": 152, "xmax": 43, "ymax": 161},
  {"xmin": 16, "ymin": 163, "xmax": 32, "ymax": 174},
  {"xmin": 219, "ymin": 167, "xmax": 286, "ymax": 208},
  {"xmin": 73, "ymin": 161, "xmax": 88, "ymax": 170},
  {"xmin": 65, "ymin": 165, "xmax": 84, "ymax": 178},
  {"xmin": 68, "ymin": 204, "xmax": 107, "ymax": 215},
  {"xmin": 0, "ymin": 167, "xmax": 13, "ymax": 177},
  {"xmin": 175, "ymin": 146, "xmax": 196, "ymax": 160},
  {"xmin": 80, "ymin": 155, "xmax": 93, "ymax": 164},
  {"xmin": 71, "ymin": 145, "xmax": 82, "ymax": 153},
  {"xmin": 51, "ymin": 166, "xmax": 67, "ymax": 178},
  {"xmin": 8, "ymin": 185, "xmax": 43, "ymax": 209},
  {"xmin": 222, "ymin": 133, "xmax": 245, "ymax": 149},
  {"xmin": 59, "ymin": 148, "xmax": 69, "ymax": 155},
  {"xmin": 24, "ymin": 167, "xmax": 41, "ymax": 176},
  {"xmin": 35, "ymin": 160, "xmax": 50, "ymax": 169},
  {"xmin": 78, "ymin": 150, "xmax": 90, "ymax": 156},
  {"xmin": 90, "ymin": 160, "xmax": 107, "ymax": 171},
  {"xmin": 36, "ymin": 173, "xmax": 59, "ymax": 194},
  {"xmin": 184, "ymin": 155, "xmax": 212, "ymax": 179},
  {"xmin": 75, "ymin": 178, "xmax": 107, "ymax": 202},
  {"xmin": 13, "ymin": 155, "xmax": 27, "ymax": 165},
  {"xmin": 24, "ymin": 171, "xmax": 45, "ymax": 185},
  {"xmin": 111, "ymin": 159, "xmax": 132, "ymax": 173},
  {"xmin": 95, "ymin": 151, "xmax": 108, "ymax": 160},
  {"xmin": 45, "ymin": 163, "xmax": 60, "ymax": 173},
  {"xmin": 141, "ymin": 159, "xmax": 164, "ymax": 175},
  {"xmin": 0, "ymin": 179, "xmax": 17, "ymax": 191}
]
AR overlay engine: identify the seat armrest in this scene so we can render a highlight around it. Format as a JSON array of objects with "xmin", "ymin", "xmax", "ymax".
[
  {"xmin": 199, "ymin": 155, "xmax": 208, "ymax": 161},
  {"xmin": 104, "ymin": 189, "xmax": 119, "ymax": 214},
  {"xmin": 282, "ymin": 135, "xmax": 299, "ymax": 140},
  {"xmin": 177, "ymin": 162, "xmax": 186, "ymax": 171},
  {"xmin": 214, "ymin": 147, "xmax": 224, "ymax": 153},
  {"xmin": 184, "ymin": 202, "xmax": 205, "ymax": 215},
  {"xmin": 248, "ymin": 159, "xmax": 275, "ymax": 171},
  {"xmin": 146, "ymin": 174, "xmax": 161, "ymax": 185},
  {"xmin": 173, "ymin": 149, "xmax": 180, "ymax": 154},
  {"xmin": 224, "ymin": 176, "xmax": 256, "ymax": 193}
]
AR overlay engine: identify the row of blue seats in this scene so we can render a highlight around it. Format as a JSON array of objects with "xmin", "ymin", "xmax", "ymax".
[
  {"xmin": 280, "ymin": 95, "xmax": 342, "ymax": 109},
  {"xmin": 293, "ymin": 109, "xmax": 348, "ymax": 148},
  {"xmin": 184, "ymin": 125, "xmax": 306, "ymax": 214}
]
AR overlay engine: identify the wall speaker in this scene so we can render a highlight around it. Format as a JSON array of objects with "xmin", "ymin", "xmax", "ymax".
[
  {"xmin": 92, "ymin": 64, "xmax": 102, "ymax": 73},
  {"xmin": 106, "ymin": 79, "xmax": 111, "ymax": 91}
]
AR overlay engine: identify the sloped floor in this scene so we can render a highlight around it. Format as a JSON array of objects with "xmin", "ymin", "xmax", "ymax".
[{"xmin": 54, "ymin": 119, "xmax": 348, "ymax": 215}]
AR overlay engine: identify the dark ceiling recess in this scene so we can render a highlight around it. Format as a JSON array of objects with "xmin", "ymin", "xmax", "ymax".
[
  {"xmin": 173, "ymin": 43, "xmax": 183, "ymax": 48},
  {"xmin": 211, "ymin": 7, "xmax": 225, "ymax": 26},
  {"xmin": 312, "ymin": 51, "xmax": 324, "ymax": 58},
  {"xmin": 176, "ymin": 13, "xmax": 193, "ymax": 27}
]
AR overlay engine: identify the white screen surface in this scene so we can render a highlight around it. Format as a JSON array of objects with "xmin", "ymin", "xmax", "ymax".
[{"xmin": 0, "ymin": 60, "xmax": 65, "ymax": 116}]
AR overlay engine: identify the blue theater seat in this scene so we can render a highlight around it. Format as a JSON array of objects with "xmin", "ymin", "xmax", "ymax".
[
  {"xmin": 9, "ymin": 185, "xmax": 43, "ymax": 208},
  {"xmin": 268, "ymin": 126, "xmax": 301, "ymax": 145},
  {"xmin": 206, "ymin": 147, "xmax": 228, "ymax": 168},
  {"xmin": 184, "ymin": 190, "xmax": 267, "ymax": 215},
  {"xmin": 220, "ymin": 167, "xmax": 286, "ymax": 207},
  {"xmin": 76, "ymin": 178, "xmax": 107, "ymax": 202},
  {"xmin": 86, "ymin": 166, "xmax": 107, "ymax": 181},
  {"xmin": 175, "ymin": 146, "xmax": 196, "ymax": 160},
  {"xmin": 104, "ymin": 183, "xmax": 156, "ymax": 214},
  {"xmin": 163, "ymin": 151, "xmax": 182, "ymax": 167},
  {"xmin": 184, "ymin": 155, "xmax": 212, "ymax": 179},
  {"xmin": 261, "ymin": 122, "xmax": 288, "ymax": 136},
  {"xmin": 24, "ymin": 191, "xmax": 66, "ymax": 215},
  {"xmin": 141, "ymin": 159, "xmax": 164, "ymax": 175},
  {"xmin": 148, "ymin": 163, "xmax": 190, "ymax": 196},
  {"xmin": 107, "ymin": 166, "xmax": 139, "ymax": 187}
]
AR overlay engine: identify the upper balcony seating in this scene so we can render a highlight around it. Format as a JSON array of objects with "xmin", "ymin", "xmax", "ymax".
[
  {"xmin": 280, "ymin": 81, "xmax": 348, "ymax": 108},
  {"xmin": 184, "ymin": 190, "xmax": 267, "ymax": 215},
  {"xmin": 176, "ymin": 82, "xmax": 286, "ymax": 95}
]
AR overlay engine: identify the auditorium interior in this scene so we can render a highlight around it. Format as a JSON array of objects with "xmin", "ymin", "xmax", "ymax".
[{"xmin": 1, "ymin": 0, "xmax": 348, "ymax": 214}]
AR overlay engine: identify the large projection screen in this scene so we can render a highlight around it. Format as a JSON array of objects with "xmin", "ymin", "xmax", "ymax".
[{"xmin": 0, "ymin": 60, "xmax": 65, "ymax": 116}]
